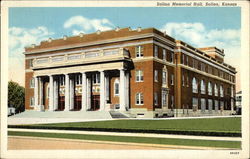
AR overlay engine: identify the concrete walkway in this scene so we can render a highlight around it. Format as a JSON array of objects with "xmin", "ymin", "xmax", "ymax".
[{"xmin": 8, "ymin": 128, "xmax": 241, "ymax": 141}]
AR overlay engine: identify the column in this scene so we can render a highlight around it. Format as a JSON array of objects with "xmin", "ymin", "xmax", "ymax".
[
  {"xmin": 53, "ymin": 77, "xmax": 58, "ymax": 110},
  {"xmin": 125, "ymin": 72, "xmax": 129, "ymax": 110},
  {"xmin": 39, "ymin": 77, "xmax": 43, "ymax": 105},
  {"xmin": 100, "ymin": 70, "xmax": 105, "ymax": 111},
  {"xmin": 86, "ymin": 77, "xmax": 91, "ymax": 110},
  {"xmin": 69, "ymin": 75, "xmax": 75, "ymax": 110},
  {"xmin": 64, "ymin": 74, "xmax": 70, "ymax": 111},
  {"xmin": 105, "ymin": 75, "xmax": 110, "ymax": 102},
  {"xmin": 119, "ymin": 69, "xmax": 126, "ymax": 111},
  {"xmin": 81, "ymin": 72, "xmax": 87, "ymax": 111},
  {"xmin": 34, "ymin": 76, "xmax": 39, "ymax": 107},
  {"xmin": 49, "ymin": 75, "xmax": 54, "ymax": 111}
]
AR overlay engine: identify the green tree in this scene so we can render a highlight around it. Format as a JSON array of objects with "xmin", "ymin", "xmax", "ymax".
[{"xmin": 8, "ymin": 81, "xmax": 25, "ymax": 113}]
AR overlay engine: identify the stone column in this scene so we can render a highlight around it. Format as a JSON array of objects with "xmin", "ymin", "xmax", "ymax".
[
  {"xmin": 53, "ymin": 77, "xmax": 58, "ymax": 110},
  {"xmin": 100, "ymin": 71, "xmax": 105, "ymax": 111},
  {"xmin": 39, "ymin": 77, "xmax": 43, "ymax": 105},
  {"xmin": 119, "ymin": 69, "xmax": 126, "ymax": 111},
  {"xmin": 105, "ymin": 75, "xmax": 110, "ymax": 102},
  {"xmin": 86, "ymin": 76, "xmax": 91, "ymax": 110},
  {"xmin": 64, "ymin": 74, "xmax": 70, "ymax": 111},
  {"xmin": 69, "ymin": 75, "xmax": 75, "ymax": 110},
  {"xmin": 81, "ymin": 72, "xmax": 87, "ymax": 111},
  {"xmin": 49, "ymin": 75, "xmax": 54, "ymax": 111},
  {"xmin": 125, "ymin": 72, "xmax": 129, "ymax": 110},
  {"xmin": 34, "ymin": 76, "xmax": 39, "ymax": 108}
]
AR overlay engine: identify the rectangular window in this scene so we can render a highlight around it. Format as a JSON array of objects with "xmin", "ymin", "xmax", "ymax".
[
  {"xmin": 136, "ymin": 70, "xmax": 143, "ymax": 82},
  {"xmin": 182, "ymin": 75, "xmax": 185, "ymax": 86},
  {"xmin": 162, "ymin": 71, "xmax": 167, "ymax": 84},
  {"xmin": 220, "ymin": 101, "xmax": 224, "ymax": 110},
  {"xmin": 186, "ymin": 76, "xmax": 189, "ymax": 87},
  {"xmin": 114, "ymin": 82, "xmax": 119, "ymax": 96},
  {"xmin": 135, "ymin": 45, "xmax": 144, "ymax": 58},
  {"xmin": 192, "ymin": 97, "xmax": 198, "ymax": 110},
  {"xmin": 163, "ymin": 49, "xmax": 166, "ymax": 61},
  {"xmin": 30, "ymin": 78, "xmax": 35, "ymax": 88},
  {"xmin": 136, "ymin": 93, "xmax": 143, "ymax": 105},
  {"xmin": 171, "ymin": 74, "xmax": 174, "ymax": 85},
  {"xmin": 92, "ymin": 73, "xmax": 100, "ymax": 84},
  {"xmin": 154, "ymin": 92, "xmax": 158, "ymax": 105},
  {"xmin": 182, "ymin": 54, "xmax": 185, "ymax": 64},
  {"xmin": 29, "ymin": 59, "xmax": 33, "ymax": 67},
  {"xmin": 171, "ymin": 95, "xmax": 174, "ymax": 108},
  {"xmin": 154, "ymin": 70, "xmax": 158, "ymax": 82},
  {"xmin": 154, "ymin": 45, "xmax": 158, "ymax": 57},
  {"xmin": 170, "ymin": 53, "xmax": 174, "ymax": 63},
  {"xmin": 186, "ymin": 56, "xmax": 189, "ymax": 66},
  {"xmin": 162, "ymin": 91, "xmax": 167, "ymax": 106},
  {"xmin": 30, "ymin": 97, "xmax": 34, "ymax": 107},
  {"xmin": 201, "ymin": 98, "xmax": 206, "ymax": 112},
  {"xmin": 214, "ymin": 100, "xmax": 219, "ymax": 111},
  {"xmin": 208, "ymin": 99, "xmax": 213, "ymax": 112}
]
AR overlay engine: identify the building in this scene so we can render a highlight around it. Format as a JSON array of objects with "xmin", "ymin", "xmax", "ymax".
[{"xmin": 24, "ymin": 27, "xmax": 236, "ymax": 118}]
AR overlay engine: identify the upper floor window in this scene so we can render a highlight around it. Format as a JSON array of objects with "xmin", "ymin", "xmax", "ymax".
[
  {"xmin": 208, "ymin": 82, "xmax": 212, "ymax": 95},
  {"xmin": 162, "ymin": 70, "xmax": 167, "ymax": 85},
  {"xmin": 154, "ymin": 45, "xmax": 158, "ymax": 57},
  {"xmin": 186, "ymin": 76, "xmax": 189, "ymax": 87},
  {"xmin": 220, "ymin": 71, "xmax": 224, "ymax": 78},
  {"xmin": 136, "ymin": 70, "xmax": 143, "ymax": 82},
  {"xmin": 171, "ymin": 74, "xmax": 174, "ymax": 85},
  {"xmin": 136, "ymin": 93, "xmax": 144, "ymax": 105},
  {"xmin": 214, "ymin": 84, "xmax": 218, "ymax": 96},
  {"xmin": 192, "ymin": 77, "xmax": 198, "ymax": 93},
  {"xmin": 30, "ymin": 78, "xmax": 35, "ymax": 88},
  {"xmin": 75, "ymin": 74, "xmax": 82, "ymax": 85},
  {"xmin": 135, "ymin": 45, "xmax": 144, "ymax": 58},
  {"xmin": 59, "ymin": 76, "xmax": 65, "ymax": 86},
  {"xmin": 163, "ymin": 49, "xmax": 166, "ymax": 61},
  {"xmin": 29, "ymin": 59, "xmax": 33, "ymax": 68},
  {"xmin": 220, "ymin": 85, "xmax": 224, "ymax": 97},
  {"xmin": 114, "ymin": 79, "xmax": 119, "ymax": 96},
  {"xmin": 154, "ymin": 70, "xmax": 158, "ymax": 82},
  {"xmin": 200, "ymin": 80, "xmax": 206, "ymax": 94},
  {"xmin": 154, "ymin": 92, "xmax": 158, "ymax": 105},
  {"xmin": 92, "ymin": 73, "xmax": 100, "ymax": 84},
  {"xmin": 186, "ymin": 56, "xmax": 189, "ymax": 66},
  {"xmin": 170, "ymin": 53, "xmax": 174, "ymax": 63},
  {"xmin": 182, "ymin": 54, "xmax": 185, "ymax": 64}
]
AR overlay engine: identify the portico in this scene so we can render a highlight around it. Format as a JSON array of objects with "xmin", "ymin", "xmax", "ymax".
[{"xmin": 33, "ymin": 61, "xmax": 130, "ymax": 112}]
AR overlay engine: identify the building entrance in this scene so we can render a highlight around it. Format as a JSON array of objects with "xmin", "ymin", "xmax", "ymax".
[{"xmin": 91, "ymin": 95, "xmax": 100, "ymax": 111}]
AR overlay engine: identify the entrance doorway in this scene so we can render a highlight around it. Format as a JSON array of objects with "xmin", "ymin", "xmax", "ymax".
[{"xmin": 91, "ymin": 95, "xmax": 100, "ymax": 111}]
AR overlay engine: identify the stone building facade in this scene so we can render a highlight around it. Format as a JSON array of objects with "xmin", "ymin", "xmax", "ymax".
[{"xmin": 24, "ymin": 27, "xmax": 236, "ymax": 118}]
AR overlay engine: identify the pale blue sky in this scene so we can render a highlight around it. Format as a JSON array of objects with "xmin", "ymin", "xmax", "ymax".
[
  {"xmin": 9, "ymin": 7, "xmax": 240, "ymax": 38},
  {"xmin": 8, "ymin": 7, "xmax": 242, "ymax": 90}
]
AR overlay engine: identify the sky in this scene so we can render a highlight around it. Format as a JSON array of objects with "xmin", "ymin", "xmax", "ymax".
[{"xmin": 8, "ymin": 7, "xmax": 241, "ymax": 91}]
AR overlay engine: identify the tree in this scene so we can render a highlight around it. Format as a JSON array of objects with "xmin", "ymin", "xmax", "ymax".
[{"xmin": 8, "ymin": 81, "xmax": 25, "ymax": 113}]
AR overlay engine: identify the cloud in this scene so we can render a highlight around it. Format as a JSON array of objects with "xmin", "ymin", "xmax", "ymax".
[
  {"xmin": 161, "ymin": 22, "xmax": 241, "ymax": 91},
  {"xmin": 64, "ymin": 16, "xmax": 115, "ymax": 35},
  {"xmin": 8, "ymin": 26, "xmax": 54, "ymax": 86}
]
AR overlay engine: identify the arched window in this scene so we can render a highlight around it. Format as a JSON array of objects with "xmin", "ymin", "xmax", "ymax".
[
  {"xmin": 220, "ymin": 85, "xmax": 224, "ymax": 97},
  {"xmin": 192, "ymin": 77, "xmax": 198, "ymax": 93},
  {"xmin": 200, "ymin": 80, "xmax": 206, "ymax": 94},
  {"xmin": 214, "ymin": 84, "xmax": 218, "ymax": 96},
  {"xmin": 208, "ymin": 82, "xmax": 212, "ymax": 95}
]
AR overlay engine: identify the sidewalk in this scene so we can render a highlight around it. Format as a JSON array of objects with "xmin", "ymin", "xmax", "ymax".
[{"xmin": 8, "ymin": 128, "xmax": 241, "ymax": 141}]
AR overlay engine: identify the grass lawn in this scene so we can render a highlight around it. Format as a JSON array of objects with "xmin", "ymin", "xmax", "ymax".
[
  {"xmin": 9, "ymin": 117, "xmax": 241, "ymax": 136},
  {"xmin": 8, "ymin": 131, "xmax": 241, "ymax": 149}
]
